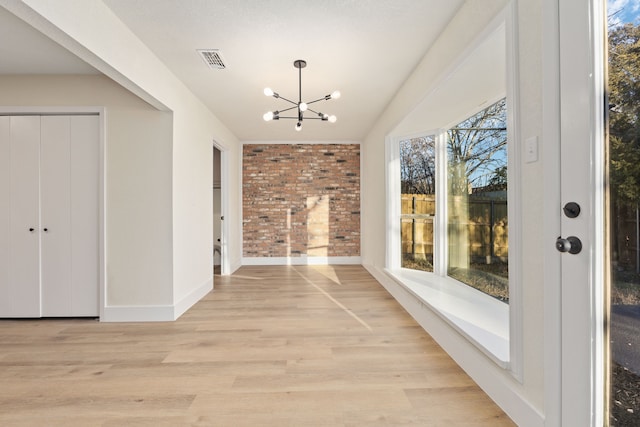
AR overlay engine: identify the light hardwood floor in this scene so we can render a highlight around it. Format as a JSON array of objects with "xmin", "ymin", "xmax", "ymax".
[{"xmin": 0, "ymin": 265, "xmax": 515, "ymax": 426}]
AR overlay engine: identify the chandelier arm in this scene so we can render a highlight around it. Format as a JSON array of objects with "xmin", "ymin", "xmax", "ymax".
[
  {"xmin": 306, "ymin": 107, "xmax": 325, "ymax": 115},
  {"xmin": 277, "ymin": 105, "xmax": 298, "ymax": 114},
  {"xmin": 273, "ymin": 116, "xmax": 299, "ymax": 119},
  {"xmin": 274, "ymin": 94, "xmax": 298, "ymax": 106},
  {"xmin": 306, "ymin": 97, "xmax": 331, "ymax": 105}
]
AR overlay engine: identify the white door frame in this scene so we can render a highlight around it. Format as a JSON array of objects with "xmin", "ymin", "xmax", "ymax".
[
  {"xmin": 213, "ymin": 140, "xmax": 230, "ymax": 275},
  {"xmin": 0, "ymin": 106, "xmax": 106, "ymax": 319},
  {"xmin": 544, "ymin": 0, "xmax": 607, "ymax": 425}
]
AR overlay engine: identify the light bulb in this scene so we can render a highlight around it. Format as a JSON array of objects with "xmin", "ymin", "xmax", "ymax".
[
  {"xmin": 263, "ymin": 111, "xmax": 274, "ymax": 121},
  {"xmin": 299, "ymin": 102, "xmax": 308, "ymax": 112},
  {"xmin": 264, "ymin": 87, "xmax": 274, "ymax": 97},
  {"xmin": 328, "ymin": 115, "xmax": 337, "ymax": 123},
  {"xmin": 330, "ymin": 90, "xmax": 341, "ymax": 99},
  {"xmin": 295, "ymin": 122, "xmax": 302, "ymax": 131}
]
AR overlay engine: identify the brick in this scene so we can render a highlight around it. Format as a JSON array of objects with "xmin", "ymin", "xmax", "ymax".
[{"xmin": 243, "ymin": 143, "xmax": 360, "ymax": 258}]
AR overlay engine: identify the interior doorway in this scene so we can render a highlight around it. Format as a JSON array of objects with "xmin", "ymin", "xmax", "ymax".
[{"xmin": 213, "ymin": 145, "xmax": 222, "ymax": 275}]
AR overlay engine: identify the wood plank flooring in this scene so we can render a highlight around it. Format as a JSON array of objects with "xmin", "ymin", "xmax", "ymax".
[{"xmin": 0, "ymin": 265, "xmax": 515, "ymax": 426}]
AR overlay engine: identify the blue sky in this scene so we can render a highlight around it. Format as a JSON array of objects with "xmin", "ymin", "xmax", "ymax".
[{"xmin": 609, "ymin": 0, "xmax": 640, "ymax": 26}]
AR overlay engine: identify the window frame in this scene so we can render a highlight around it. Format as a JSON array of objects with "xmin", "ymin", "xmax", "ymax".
[{"xmin": 384, "ymin": 4, "xmax": 522, "ymax": 378}]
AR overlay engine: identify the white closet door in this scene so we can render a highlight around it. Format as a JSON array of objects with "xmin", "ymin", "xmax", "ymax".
[
  {"xmin": 69, "ymin": 116, "xmax": 99, "ymax": 316},
  {"xmin": 0, "ymin": 116, "xmax": 41, "ymax": 317},
  {"xmin": 40, "ymin": 116, "xmax": 72, "ymax": 316},
  {"xmin": 40, "ymin": 116, "xmax": 98, "ymax": 316}
]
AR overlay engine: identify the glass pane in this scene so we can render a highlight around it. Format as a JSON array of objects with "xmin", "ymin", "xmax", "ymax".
[
  {"xmin": 447, "ymin": 99, "xmax": 509, "ymax": 302},
  {"xmin": 400, "ymin": 136, "xmax": 436, "ymax": 272},
  {"xmin": 608, "ymin": 2, "xmax": 640, "ymax": 424}
]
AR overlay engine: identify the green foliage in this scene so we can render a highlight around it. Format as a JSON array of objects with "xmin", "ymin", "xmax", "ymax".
[
  {"xmin": 487, "ymin": 165, "xmax": 508, "ymax": 191},
  {"xmin": 609, "ymin": 23, "xmax": 640, "ymax": 205}
]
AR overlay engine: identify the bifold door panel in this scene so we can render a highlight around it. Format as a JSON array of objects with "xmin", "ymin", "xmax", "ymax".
[{"xmin": 0, "ymin": 115, "xmax": 98, "ymax": 317}]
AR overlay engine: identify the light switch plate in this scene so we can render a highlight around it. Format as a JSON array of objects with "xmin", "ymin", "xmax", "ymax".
[{"xmin": 525, "ymin": 136, "xmax": 538, "ymax": 163}]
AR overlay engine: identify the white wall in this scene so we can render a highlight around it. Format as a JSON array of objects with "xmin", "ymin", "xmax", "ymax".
[
  {"xmin": 0, "ymin": 0, "xmax": 243, "ymax": 319},
  {"xmin": 361, "ymin": 0, "xmax": 546, "ymax": 425},
  {"xmin": 0, "ymin": 74, "xmax": 174, "ymax": 307}
]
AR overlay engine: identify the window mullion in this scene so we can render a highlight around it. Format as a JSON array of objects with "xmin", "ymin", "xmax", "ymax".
[{"xmin": 434, "ymin": 129, "xmax": 448, "ymax": 277}]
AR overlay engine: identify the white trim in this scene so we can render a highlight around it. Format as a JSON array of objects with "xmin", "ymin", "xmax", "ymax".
[
  {"xmin": 0, "ymin": 106, "xmax": 104, "ymax": 115},
  {"xmin": 364, "ymin": 264, "xmax": 544, "ymax": 427},
  {"xmin": 173, "ymin": 277, "xmax": 213, "ymax": 319},
  {"xmin": 385, "ymin": 267, "xmax": 509, "ymax": 366},
  {"xmin": 102, "ymin": 278, "xmax": 212, "ymax": 322},
  {"xmin": 242, "ymin": 256, "xmax": 362, "ymax": 266},
  {"xmin": 229, "ymin": 257, "xmax": 243, "ymax": 274},
  {"xmin": 434, "ymin": 130, "xmax": 448, "ymax": 274},
  {"xmin": 385, "ymin": 134, "xmax": 401, "ymax": 270},
  {"xmin": 0, "ymin": 106, "xmax": 106, "ymax": 322},
  {"xmin": 590, "ymin": 0, "xmax": 607, "ymax": 422},
  {"xmin": 504, "ymin": 0, "xmax": 524, "ymax": 383},
  {"xmin": 101, "ymin": 304, "xmax": 175, "ymax": 322},
  {"xmin": 213, "ymin": 139, "xmax": 231, "ymax": 276},
  {"xmin": 541, "ymin": 0, "xmax": 562, "ymax": 423}
]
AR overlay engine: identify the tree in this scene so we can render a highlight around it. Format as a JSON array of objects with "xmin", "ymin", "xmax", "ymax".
[
  {"xmin": 447, "ymin": 98, "xmax": 508, "ymax": 196},
  {"xmin": 609, "ymin": 23, "xmax": 640, "ymax": 206},
  {"xmin": 399, "ymin": 99, "xmax": 507, "ymax": 197},
  {"xmin": 400, "ymin": 136, "xmax": 436, "ymax": 194}
]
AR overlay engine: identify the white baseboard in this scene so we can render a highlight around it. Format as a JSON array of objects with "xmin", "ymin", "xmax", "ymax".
[
  {"xmin": 100, "ymin": 304, "xmax": 175, "ymax": 322},
  {"xmin": 363, "ymin": 263, "xmax": 544, "ymax": 427},
  {"xmin": 242, "ymin": 256, "xmax": 362, "ymax": 266},
  {"xmin": 173, "ymin": 277, "xmax": 213, "ymax": 319},
  {"xmin": 229, "ymin": 257, "xmax": 242, "ymax": 274},
  {"xmin": 101, "ymin": 278, "xmax": 213, "ymax": 322}
]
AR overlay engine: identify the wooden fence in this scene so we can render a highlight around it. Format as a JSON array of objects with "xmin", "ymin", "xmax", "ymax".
[{"xmin": 401, "ymin": 194, "xmax": 508, "ymax": 263}]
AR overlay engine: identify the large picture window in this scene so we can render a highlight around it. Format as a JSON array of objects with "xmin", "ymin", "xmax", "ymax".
[
  {"xmin": 397, "ymin": 99, "xmax": 508, "ymax": 302},
  {"xmin": 447, "ymin": 99, "xmax": 508, "ymax": 302},
  {"xmin": 386, "ymin": 10, "xmax": 517, "ymax": 367}
]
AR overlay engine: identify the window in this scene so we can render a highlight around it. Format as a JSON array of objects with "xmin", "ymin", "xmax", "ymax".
[
  {"xmin": 396, "ymin": 100, "xmax": 508, "ymax": 302},
  {"xmin": 400, "ymin": 136, "xmax": 436, "ymax": 273},
  {"xmin": 386, "ymin": 12, "xmax": 517, "ymax": 367},
  {"xmin": 447, "ymin": 99, "xmax": 508, "ymax": 302}
]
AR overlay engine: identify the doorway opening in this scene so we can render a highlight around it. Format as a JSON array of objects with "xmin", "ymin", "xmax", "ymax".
[{"xmin": 213, "ymin": 143, "xmax": 229, "ymax": 276}]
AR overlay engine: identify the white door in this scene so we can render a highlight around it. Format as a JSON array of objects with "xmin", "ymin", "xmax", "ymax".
[
  {"xmin": 0, "ymin": 115, "xmax": 99, "ymax": 317},
  {"xmin": 40, "ymin": 116, "xmax": 99, "ymax": 317},
  {"xmin": 0, "ymin": 116, "xmax": 42, "ymax": 317},
  {"xmin": 557, "ymin": 0, "xmax": 607, "ymax": 424}
]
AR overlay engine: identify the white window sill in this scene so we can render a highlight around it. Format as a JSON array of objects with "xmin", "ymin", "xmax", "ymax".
[{"xmin": 385, "ymin": 268, "xmax": 509, "ymax": 368}]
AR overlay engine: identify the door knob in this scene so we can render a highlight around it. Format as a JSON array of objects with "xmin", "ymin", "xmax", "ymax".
[
  {"xmin": 43, "ymin": 228, "xmax": 48, "ymax": 232},
  {"xmin": 29, "ymin": 227, "xmax": 35, "ymax": 232},
  {"xmin": 556, "ymin": 236, "xmax": 582, "ymax": 254},
  {"xmin": 563, "ymin": 202, "xmax": 581, "ymax": 218}
]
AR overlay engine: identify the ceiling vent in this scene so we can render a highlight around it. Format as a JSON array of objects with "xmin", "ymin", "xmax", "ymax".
[{"xmin": 197, "ymin": 49, "xmax": 226, "ymax": 70}]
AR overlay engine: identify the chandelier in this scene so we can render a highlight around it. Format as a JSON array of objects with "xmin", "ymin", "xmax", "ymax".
[{"xmin": 262, "ymin": 59, "xmax": 340, "ymax": 132}]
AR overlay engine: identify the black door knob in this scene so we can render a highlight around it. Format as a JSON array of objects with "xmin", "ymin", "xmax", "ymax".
[
  {"xmin": 556, "ymin": 236, "xmax": 582, "ymax": 254},
  {"xmin": 29, "ymin": 228, "xmax": 35, "ymax": 232},
  {"xmin": 563, "ymin": 202, "xmax": 581, "ymax": 218}
]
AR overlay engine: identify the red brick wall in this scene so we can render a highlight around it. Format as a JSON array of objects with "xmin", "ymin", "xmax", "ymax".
[{"xmin": 243, "ymin": 144, "xmax": 360, "ymax": 258}]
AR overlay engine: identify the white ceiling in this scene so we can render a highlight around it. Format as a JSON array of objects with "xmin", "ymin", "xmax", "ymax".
[{"xmin": 0, "ymin": 1, "xmax": 467, "ymax": 141}]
